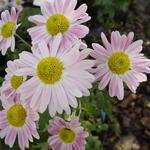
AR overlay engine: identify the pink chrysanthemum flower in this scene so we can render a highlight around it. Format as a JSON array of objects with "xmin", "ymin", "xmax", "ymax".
[
  {"xmin": 48, "ymin": 117, "xmax": 88, "ymax": 150},
  {"xmin": 16, "ymin": 34, "xmax": 95, "ymax": 116},
  {"xmin": 0, "ymin": 7, "xmax": 20, "ymax": 55},
  {"xmin": 0, "ymin": 97, "xmax": 39, "ymax": 150},
  {"xmin": 28, "ymin": 0, "xmax": 90, "ymax": 50},
  {"xmin": 0, "ymin": 60, "xmax": 26, "ymax": 103},
  {"xmin": 91, "ymin": 31, "xmax": 150, "ymax": 100}
]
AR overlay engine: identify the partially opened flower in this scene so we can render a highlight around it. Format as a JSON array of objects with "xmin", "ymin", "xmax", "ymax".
[
  {"xmin": 48, "ymin": 117, "xmax": 88, "ymax": 150},
  {"xmin": 16, "ymin": 34, "xmax": 95, "ymax": 116},
  {"xmin": 0, "ymin": 97, "xmax": 39, "ymax": 150},
  {"xmin": 28, "ymin": 0, "xmax": 90, "ymax": 50},
  {"xmin": 11, "ymin": 0, "xmax": 24, "ymax": 10},
  {"xmin": 0, "ymin": 7, "xmax": 21, "ymax": 55},
  {"xmin": 91, "ymin": 31, "xmax": 150, "ymax": 100},
  {"xmin": 0, "ymin": 60, "xmax": 26, "ymax": 103}
]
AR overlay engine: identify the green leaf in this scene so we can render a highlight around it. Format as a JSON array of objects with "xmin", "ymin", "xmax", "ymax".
[
  {"xmin": 39, "ymin": 109, "xmax": 51, "ymax": 131},
  {"xmin": 96, "ymin": 91, "xmax": 113, "ymax": 118},
  {"xmin": 86, "ymin": 136, "xmax": 103, "ymax": 150}
]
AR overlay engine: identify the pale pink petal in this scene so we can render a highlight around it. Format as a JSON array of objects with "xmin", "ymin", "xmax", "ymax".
[
  {"xmin": 60, "ymin": 43, "xmax": 80, "ymax": 67},
  {"xmin": 109, "ymin": 75, "xmax": 118, "ymax": 97},
  {"xmin": 125, "ymin": 40, "xmax": 143, "ymax": 54},
  {"xmin": 39, "ymin": 85, "xmax": 51, "ymax": 113},
  {"xmin": 55, "ymin": 0, "xmax": 64, "ymax": 13},
  {"xmin": 101, "ymin": 32, "xmax": 112, "ymax": 51},
  {"xmin": 30, "ymin": 84, "xmax": 43, "ymax": 108},
  {"xmin": 116, "ymin": 77, "xmax": 124, "ymax": 100},
  {"xmin": 28, "ymin": 15, "xmax": 46, "ymax": 25},
  {"xmin": 98, "ymin": 72, "xmax": 111, "ymax": 90},
  {"xmin": 38, "ymin": 41, "xmax": 50, "ymax": 57},
  {"xmin": 62, "ymin": 78, "xmax": 82, "ymax": 98},
  {"xmin": 50, "ymin": 33, "xmax": 62, "ymax": 57},
  {"xmin": 11, "ymin": 36, "xmax": 15, "ymax": 52},
  {"xmin": 70, "ymin": 25, "xmax": 89, "ymax": 38},
  {"xmin": 125, "ymin": 32, "xmax": 134, "ymax": 48},
  {"xmin": 41, "ymin": 1, "xmax": 54, "ymax": 16}
]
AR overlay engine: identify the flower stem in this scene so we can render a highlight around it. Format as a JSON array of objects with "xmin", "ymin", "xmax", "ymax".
[
  {"xmin": 78, "ymin": 100, "xmax": 82, "ymax": 117},
  {"xmin": 15, "ymin": 33, "xmax": 31, "ymax": 48}
]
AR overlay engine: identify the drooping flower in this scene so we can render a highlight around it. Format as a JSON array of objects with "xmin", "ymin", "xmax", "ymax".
[
  {"xmin": 16, "ymin": 34, "xmax": 95, "ymax": 116},
  {"xmin": 33, "ymin": 0, "xmax": 54, "ymax": 6},
  {"xmin": 91, "ymin": 31, "xmax": 150, "ymax": 100},
  {"xmin": 0, "ymin": 60, "xmax": 26, "ymax": 103},
  {"xmin": 48, "ymin": 117, "xmax": 88, "ymax": 150},
  {"xmin": 28, "ymin": 0, "xmax": 90, "ymax": 50},
  {"xmin": 0, "ymin": 7, "xmax": 21, "ymax": 55},
  {"xmin": 11, "ymin": 0, "xmax": 24, "ymax": 10},
  {"xmin": 0, "ymin": 96, "xmax": 39, "ymax": 150}
]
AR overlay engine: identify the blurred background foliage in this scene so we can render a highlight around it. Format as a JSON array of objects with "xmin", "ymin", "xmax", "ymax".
[{"xmin": 0, "ymin": 0, "xmax": 150, "ymax": 150}]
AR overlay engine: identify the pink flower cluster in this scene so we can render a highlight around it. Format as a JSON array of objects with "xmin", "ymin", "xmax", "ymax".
[{"xmin": 0, "ymin": 0, "xmax": 149, "ymax": 150}]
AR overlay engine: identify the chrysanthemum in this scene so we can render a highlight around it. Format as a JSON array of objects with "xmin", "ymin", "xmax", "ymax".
[
  {"xmin": 0, "ymin": 7, "xmax": 20, "ymax": 55},
  {"xmin": 28, "ymin": 0, "xmax": 90, "ymax": 50},
  {"xmin": 0, "ymin": 96, "xmax": 39, "ymax": 150},
  {"xmin": 0, "ymin": 60, "xmax": 26, "ymax": 103},
  {"xmin": 11, "ymin": 0, "xmax": 24, "ymax": 10},
  {"xmin": 48, "ymin": 117, "xmax": 88, "ymax": 150},
  {"xmin": 16, "ymin": 34, "xmax": 95, "ymax": 116},
  {"xmin": 91, "ymin": 31, "xmax": 150, "ymax": 100}
]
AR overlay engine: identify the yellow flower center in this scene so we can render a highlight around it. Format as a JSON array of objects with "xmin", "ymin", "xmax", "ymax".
[
  {"xmin": 7, "ymin": 104, "xmax": 27, "ymax": 127},
  {"xmin": 108, "ymin": 51, "xmax": 131, "ymax": 74},
  {"xmin": 46, "ymin": 14, "xmax": 70, "ymax": 36},
  {"xmin": 37, "ymin": 57, "xmax": 63, "ymax": 84},
  {"xmin": 59, "ymin": 128, "xmax": 76, "ymax": 144},
  {"xmin": 1, "ymin": 21, "xmax": 15, "ymax": 38},
  {"xmin": 10, "ymin": 75, "xmax": 24, "ymax": 90},
  {"xmin": 16, "ymin": 0, "xmax": 21, "ymax": 6}
]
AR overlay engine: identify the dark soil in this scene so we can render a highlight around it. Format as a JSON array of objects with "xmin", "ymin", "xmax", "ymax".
[{"xmin": 98, "ymin": 0, "xmax": 150, "ymax": 149}]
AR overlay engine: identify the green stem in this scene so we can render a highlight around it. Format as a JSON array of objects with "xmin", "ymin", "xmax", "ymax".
[
  {"xmin": 15, "ymin": 33, "xmax": 31, "ymax": 48},
  {"xmin": 78, "ymin": 100, "xmax": 82, "ymax": 117}
]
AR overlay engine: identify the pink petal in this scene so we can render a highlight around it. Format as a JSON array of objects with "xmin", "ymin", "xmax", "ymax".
[
  {"xmin": 50, "ymin": 33, "xmax": 62, "ymax": 57},
  {"xmin": 70, "ymin": 25, "xmax": 89, "ymax": 38},
  {"xmin": 28, "ymin": 15, "xmax": 46, "ymax": 25},
  {"xmin": 116, "ymin": 77, "xmax": 124, "ymax": 100},
  {"xmin": 39, "ymin": 85, "xmax": 51, "ymax": 113},
  {"xmin": 60, "ymin": 43, "xmax": 80, "ymax": 67},
  {"xmin": 38, "ymin": 41, "xmax": 50, "ymax": 57},
  {"xmin": 98, "ymin": 72, "xmax": 111, "ymax": 90},
  {"xmin": 101, "ymin": 32, "xmax": 112, "ymax": 52},
  {"xmin": 125, "ymin": 40, "xmax": 143, "ymax": 54},
  {"xmin": 125, "ymin": 32, "xmax": 134, "ymax": 48}
]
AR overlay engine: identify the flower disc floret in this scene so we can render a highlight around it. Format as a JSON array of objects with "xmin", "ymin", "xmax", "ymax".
[
  {"xmin": 108, "ymin": 51, "xmax": 131, "ymax": 74},
  {"xmin": 37, "ymin": 57, "xmax": 63, "ymax": 84},
  {"xmin": 1, "ymin": 21, "xmax": 16, "ymax": 38},
  {"xmin": 6, "ymin": 104, "xmax": 27, "ymax": 127},
  {"xmin": 10, "ymin": 75, "xmax": 24, "ymax": 90},
  {"xmin": 59, "ymin": 128, "xmax": 76, "ymax": 144},
  {"xmin": 46, "ymin": 14, "xmax": 70, "ymax": 36},
  {"xmin": 16, "ymin": 0, "xmax": 21, "ymax": 6}
]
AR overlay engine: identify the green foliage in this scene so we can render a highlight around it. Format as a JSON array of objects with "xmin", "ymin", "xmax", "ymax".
[
  {"xmin": 77, "ymin": 83, "xmax": 120, "ymax": 149},
  {"xmin": 88, "ymin": 0, "xmax": 131, "ymax": 28},
  {"xmin": 86, "ymin": 136, "xmax": 103, "ymax": 150}
]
